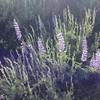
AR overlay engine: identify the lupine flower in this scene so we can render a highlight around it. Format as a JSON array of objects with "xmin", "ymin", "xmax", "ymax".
[
  {"xmin": 81, "ymin": 36, "xmax": 88, "ymax": 62},
  {"xmin": 13, "ymin": 18, "xmax": 22, "ymax": 40},
  {"xmin": 90, "ymin": 49, "xmax": 100, "ymax": 68},
  {"xmin": 0, "ymin": 95, "xmax": 5, "ymax": 100},
  {"xmin": 90, "ymin": 53, "xmax": 97, "ymax": 67},
  {"xmin": 57, "ymin": 32, "xmax": 65, "ymax": 52},
  {"xmin": 95, "ymin": 49, "xmax": 100, "ymax": 63},
  {"xmin": 38, "ymin": 38, "xmax": 46, "ymax": 54}
]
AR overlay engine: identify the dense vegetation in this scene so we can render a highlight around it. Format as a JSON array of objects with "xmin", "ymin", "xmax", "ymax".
[
  {"xmin": 0, "ymin": 0, "xmax": 100, "ymax": 100},
  {"xmin": 0, "ymin": 0, "xmax": 100, "ymax": 49}
]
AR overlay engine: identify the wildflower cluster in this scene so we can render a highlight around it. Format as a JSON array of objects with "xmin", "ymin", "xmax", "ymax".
[
  {"xmin": 0, "ymin": 7, "xmax": 99, "ymax": 100},
  {"xmin": 0, "ymin": 42, "xmax": 74, "ymax": 100}
]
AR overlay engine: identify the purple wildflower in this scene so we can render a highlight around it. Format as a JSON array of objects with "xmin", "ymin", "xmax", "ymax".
[
  {"xmin": 13, "ymin": 19, "xmax": 22, "ymax": 40},
  {"xmin": 57, "ymin": 32, "xmax": 65, "ymax": 52},
  {"xmin": 81, "ymin": 36, "xmax": 88, "ymax": 62},
  {"xmin": 95, "ymin": 49, "xmax": 100, "ymax": 62},
  {"xmin": 38, "ymin": 38, "xmax": 46, "ymax": 54},
  {"xmin": 0, "ymin": 95, "xmax": 5, "ymax": 100},
  {"xmin": 90, "ymin": 49, "xmax": 100, "ymax": 68},
  {"xmin": 90, "ymin": 54, "xmax": 96, "ymax": 67}
]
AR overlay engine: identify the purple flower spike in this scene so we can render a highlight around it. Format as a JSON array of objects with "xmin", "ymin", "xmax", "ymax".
[
  {"xmin": 57, "ymin": 32, "xmax": 65, "ymax": 52},
  {"xmin": 90, "ymin": 54, "xmax": 96, "ymax": 67},
  {"xmin": 38, "ymin": 38, "xmax": 46, "ymax": 54},
  {"xmin": 95, "ymin": 49, "xmax": 100, "ymax": 64},
  {"xmin": 13, "ymin": 19, "xmax": 22, "ymax": 40},
  {"xmin": 90, "ymin": 49, "xmax": 100, "ymax": 68},
  {"xmin": 81, "ymin": 36, "xmax": 88, "ymax": 62}
]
